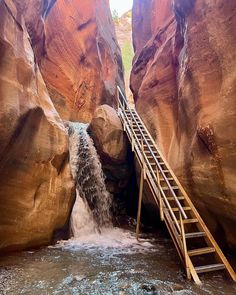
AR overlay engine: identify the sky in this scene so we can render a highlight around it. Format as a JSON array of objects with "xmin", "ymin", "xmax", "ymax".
[{"xmin": 109, "ymin": 0, "xmax": 133, "ymax": 16}]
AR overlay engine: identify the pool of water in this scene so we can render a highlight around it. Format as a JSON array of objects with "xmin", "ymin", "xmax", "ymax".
[{"xmin": 0, "ymin": 228, "xmax": 235, "ymax": 295}]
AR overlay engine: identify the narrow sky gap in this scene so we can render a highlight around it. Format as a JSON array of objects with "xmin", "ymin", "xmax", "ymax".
[{"xmin": 109, "ymin": 0, "xmax": 133, "ymax": 16}]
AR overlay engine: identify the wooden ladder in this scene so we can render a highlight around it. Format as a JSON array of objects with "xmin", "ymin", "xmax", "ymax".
[{"xmin": 117, "ymin": 86, "xmax": 236, "ymax": 285}]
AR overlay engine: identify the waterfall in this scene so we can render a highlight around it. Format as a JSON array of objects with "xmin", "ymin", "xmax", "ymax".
[{"xmin": 67, "ymin": 122, "xmax": 112, "ymax": 237}]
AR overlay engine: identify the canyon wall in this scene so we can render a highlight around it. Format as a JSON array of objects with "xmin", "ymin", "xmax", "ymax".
[
  {"xmin": 0, "ymin": 0, "xmax": 123, "ymax": 252},
  {"xmin": 14, "ymin": 0, "xmax": 124, "ymax": 122},
  {"xmin": 131, "ymin": 0, "xmax": 236, "ymax": 249},
  {"xmin": 0, "ymin": 0, "xmax": 75, "ymax": 252}
]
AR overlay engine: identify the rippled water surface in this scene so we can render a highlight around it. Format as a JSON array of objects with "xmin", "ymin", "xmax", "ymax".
[{"xmin": 0, "ymin": 229, "xmax": 236, "ymax": 295}]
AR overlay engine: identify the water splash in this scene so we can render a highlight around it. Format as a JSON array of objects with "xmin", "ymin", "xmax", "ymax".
[
  {"xmin": 67, "ymin": 122, "xmax": 112, "ymax": 236},
  {"xmin": 57, "ymin": 227, "xmax": 155, "ymax": 254},
  {"xmin": 65, "ymin": 122, "xmax": 154, "ymax": 254}
]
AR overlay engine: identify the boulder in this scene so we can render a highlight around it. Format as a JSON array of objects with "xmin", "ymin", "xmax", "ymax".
[
  {"xmin": 89, "ymin": 105, "xmax": 127, "ymax": 163},
  {"xmin": 88, "ymin": 105, "xmax": 130, "ymax": 194},
  {"xmin": 0, "ymin": 0, "xmax": 75, "ymax": 252}
]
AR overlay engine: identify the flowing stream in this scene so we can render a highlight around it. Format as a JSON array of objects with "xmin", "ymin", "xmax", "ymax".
[{"xmin": 0, "ymin": 123, "xmax": 236, "ymax": 294}]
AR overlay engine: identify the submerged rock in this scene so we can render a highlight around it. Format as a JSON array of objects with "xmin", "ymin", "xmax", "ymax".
[
  {"xmin": 0, "ymin": 0, "xmax": 74, "ymax": 252},
  {"xmin": 131, "ymin": 0, "xmax": 236, "ymax": 248}
]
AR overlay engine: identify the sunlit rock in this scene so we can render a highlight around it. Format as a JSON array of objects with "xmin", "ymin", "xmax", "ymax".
[
  {"xmin": 0, "ymin": 0, "xmax": 75, "ymax": 252},
  {"xmin": 131, "ymin": 0, "xmax": 236, "ymax": 248},
  {"xmin": 14, "ymin": 0, "xmax": 124, "ymax": 122}
]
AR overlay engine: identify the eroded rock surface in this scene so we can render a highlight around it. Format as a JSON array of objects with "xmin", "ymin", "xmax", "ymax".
[
  {"xmin": 0, "ymin": 0, "xmax": 75, "ymax": 252},
  {"xmin": 14, "ymin": 0, "xmax": 124, "ymax": 122},
  {"xmin": 131, "ymin": 0, "xmax": 236, "ymax": 248},
  {"xmin": 88, "ymin": 105, "xmax": 130, "ymax": 194}
]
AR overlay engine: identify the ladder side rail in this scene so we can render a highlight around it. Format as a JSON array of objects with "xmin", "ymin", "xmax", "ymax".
[
  {"xmin": 119, "ymin": 112, "xmax": 145, "ymax": 171},
  {"xmin": 117, "ymin": 87, "xmax": 187, "ymax": 220},
  {"xmin": 145, "ymin": 169, "xmax": 181, "ymax": 233},
  {"xmin": 118, "ymin": 105, "xmax": 182, "ymax": 234},
  {"xmin": 164, "ymin": 210, "xmax": 186, "ymax": 263},
  {"xmin": 120, "ymin": 106, "xmax": 161, "ymax": 182},
  {"xmin": 182, "ymin": 194, "xmax": 236, "ymax": 281},
  {"xmin": 123, "ymin": 117, "xmax": 182, "ymax": 242},
  {"xmin": 119, "ymin": 90, "xmax": 208, "ymax": 285},
  {"xmin": 179, "ymin": 212, "xmax": 191, "ymax": 280},
  {"xmin": 118, "ymin": 87, "xmax": 236, "ymax": 283},
  {"xmin": 133, "ymin": 108, "xmax": 194, "ymax": 198},
  {"xmin": 133, "ymin": 110, "xmax": 204, "ymax": 216},
  {"xmin": 133, "ymin": 104, "xmax": 236, "ymax": 279}
]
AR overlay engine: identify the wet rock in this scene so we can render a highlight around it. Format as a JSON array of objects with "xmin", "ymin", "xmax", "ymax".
[
  {"xmin": 0, "ymin": 0, "xmax": 75, "ymax": 252},
  {"xmin": 171, "ymin": 283, "xmax": 184, "ymax": 292},
  {"xmin": 140, "ymin": 283, "xmax": 159, "ymax": 294},
  {"xmin": 131, "ymin": 0, "xmax": 236, "ymax": 248}
]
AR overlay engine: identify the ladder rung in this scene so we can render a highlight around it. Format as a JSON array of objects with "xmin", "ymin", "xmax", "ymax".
[
  {"xmin": 146, "ymin": 155, "xmax": 161, "ymax": 159},
  {"xmin": 195, "ymin": 264, "xmax": 225, "ymax": 274},
  {"xmin": 132, "ymin": 125, "xmax": 143, "ymax": 128},
  {"xmin": 178, "ymin": 218, "xmax": 198, "ymax": 224},
  {"xmin": 120, "ymin": 105, "xmax": 235, "ymax": 284},
  {"xmin": 167, "ymin": 196, "xmax": 185, "ymax": 201},
  {"xmin": 145, "ymin": 150, "xmax": 158, "ymax": 154},
  {"xmin": 136, "ymin": 133, "xmax": 145, "ymax": 136},
  {"xmin": 172, "ymin": 206, "xmax": 191, "ymax": 212},
  {"xmin": 162, "ymin": 186, "xmax": 179, "ymax": 191},
  {"xmin": 188, "ymin": 247, "xmax": 215, "ymax": 257},
  {"xmin": 185, "ymin": 232, "xmax": 206, "ymax": 239},
  {"xmin": 150, "ymin": 162, "xmax": 165, "ymax": 166},
  {"xmin": 127, "ymin": 114, "xmax": 138, "ymax": 118},
  {"xmin": 160, "ymin": 177, "xmax": 173, "ymax": 181}
]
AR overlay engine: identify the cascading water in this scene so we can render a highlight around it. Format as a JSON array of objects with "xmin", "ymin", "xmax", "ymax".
[
  {"xmin": 63, "ymin": 121, "xmax": 153, "ymax": 250},
  {"xmin": 67, "ymin": 122, "xmax": 112, "ymax": 237}
]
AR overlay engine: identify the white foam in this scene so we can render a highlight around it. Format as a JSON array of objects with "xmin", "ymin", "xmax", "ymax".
[
  {"xmin": 70, "ymin": 190, "xmax": 97, "ymax": 237},
  {"xmin": 56, "ymin": 228, "xmax": 156, "ymax": 254}
]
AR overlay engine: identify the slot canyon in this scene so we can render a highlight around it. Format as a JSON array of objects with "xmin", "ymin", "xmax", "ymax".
[{"xmin": 0, "ymin": 0, "xmax": 236, "ymax": 294}]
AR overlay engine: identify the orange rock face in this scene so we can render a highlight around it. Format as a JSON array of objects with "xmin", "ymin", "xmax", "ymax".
[
  {"xmin": 15, "ymin": 0, "xmax": 124, "ymax": 122},
  {"xmin": 0, "ymin": 0, "xmax": 75, "ymax": 252},
  {"xmin": 131, "ymin": 0, "xmax": 178, "ymax": 157},
  {"xmin": 131, "ymin": 0, "xmax": 236, "ymax": 248}
]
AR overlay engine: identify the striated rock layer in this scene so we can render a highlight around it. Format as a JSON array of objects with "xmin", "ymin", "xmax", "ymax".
[
  {"xmin": 14, "ymin": 0, "xmax": 124, "ymax": 122},
  {"xmin": 0, "ymin": 0, "xmax": 75, "ymax": 252},
  {"xmin": 131, "ymin": 0, "xmax": 236, "ymax": 248}
]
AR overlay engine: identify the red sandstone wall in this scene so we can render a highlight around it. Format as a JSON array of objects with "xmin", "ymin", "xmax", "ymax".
[
  {"xmin": 131, "ymin": 0, "xmax": 236, "ymax": 248},
  {"xmin": 0, "ymin": 0, "xmax": 75, "ymax": 252},
  {"xmin": 14, "ymin": 0, "xmax": 124, "ymax": 122}
]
